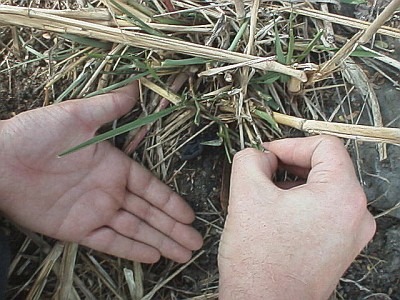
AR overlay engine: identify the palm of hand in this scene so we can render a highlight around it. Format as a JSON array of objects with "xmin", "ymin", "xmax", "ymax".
[{"xmin": 0, "ymin": 84, "xmax": 202, "ymax": 263}]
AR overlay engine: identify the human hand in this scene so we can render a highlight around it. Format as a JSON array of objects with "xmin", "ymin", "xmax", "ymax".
[
  {"xmin": 218, "ymin": 136, "xmax": 376, "ymax": 299},
  {"xmin": 0, "ymin": 83, "xmax": 202, "ymax": 263}
]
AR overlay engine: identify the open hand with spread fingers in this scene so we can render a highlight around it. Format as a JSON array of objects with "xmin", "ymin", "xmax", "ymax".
[{"xmin": 0, "ymin": 82, "xmax": 203, "ymax": 263}]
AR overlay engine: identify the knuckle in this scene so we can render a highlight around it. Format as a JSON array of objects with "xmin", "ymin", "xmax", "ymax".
[
  {"xmin": 321, "ymin": 136, "xmax": 347, "ymax": 155},
  {"xmin": 232, "ymin": 148, "xmax": 261, "ymax": 174},
  {"xmin": 339, "ymin": 186, "xmax": 370, "ymax": 228},
  {"xmin": 233, "ymin": 148, "xmax": 260, "ymax": 164},
  {"xmin": 317, "ymin": 135, "xmax": 343, "ymax": 145},
  {"xmin": 321, "ymin": 135, "xmax": 345, "ymax": 149},
  {"xmin": 314, "ymin": 135, "xmax": 346, "ymax": 154},
  {"xmin": 365, "ymin": 213, "xmax": 377, "ymax": 241},
  {"xmin": 351, "ymin": 187, "xmax": 368, "ymax": 210}
]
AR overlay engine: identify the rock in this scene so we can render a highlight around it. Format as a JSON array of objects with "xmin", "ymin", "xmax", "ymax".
[{"xmin": 356, "ymin": 84, "xmax": 400, "ymax": 219}]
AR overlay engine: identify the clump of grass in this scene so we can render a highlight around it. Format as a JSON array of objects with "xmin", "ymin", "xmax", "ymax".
[{"xmin": 1, "ymin": 0, "xmax": 400, "ymax": 298}]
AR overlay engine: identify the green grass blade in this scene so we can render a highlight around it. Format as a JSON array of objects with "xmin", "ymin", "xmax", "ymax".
[
  {"xmin": 194, "ymin": 99, "xmax": 201, "ymax": 126},
  {"xmin": 286, "ymin": 12, "xmax": 295, "ymax": 65},
  {"xmin": 251, "ymin": 72, "xmax": 281, "ymax": 84},
  {"xmin": 126, "ymin": 0, "xmax": 183, "ymax": 25},
  {"xmin": 349, "ymin": 48, "xmax": 380, "ymax": 57},
  {"xmin": 59, "ymin": 104, "xmax": 183, "ymax": 156},
  {"xmin": 61, "ymin": 34, "xmax": 111, "ymax": 49},
  {"xmin": 340, "ymin": 0, "xmax": 367, "ymax": 4},
  {"xmin": 228, "ymin": 18, "xmax": 250, "ymax": 51},
  {"xmin": 126, "ymin": 0, "xmax": 157, "ymax": 17},
  {"xmin": 0, "ymin": 47, "xmax": 79, "ymax": 74},
  {"xmin": 24, "ymin": 45, "xmax": 47, "ymax": 59},
  {"xmin": 145, "ymin": 60, "xmax": 162, "ymax": 85},
  {"xmin": 295, "ymin": 29, "xmax": 324, "ymax": 62},
  {"xmin": 252, "ymin": 86, "xmax": 280, "ymax": 111},
  {"xmin": 219, "ymin": 125, "xmax": 232, "ymax": 163},
  {"xmin": 55, "ymin": 72, "xmax": 88, "ymax": 103},
  {"xmin": 85, "ymin": 71, "xmax": 150, "ymax": 97},
  {"xmin": 316, "ymin": 46, "xmax": 380, "ymax": 57},
  {"xmin": 254, "ymin": 109, "xmax": 282, "ymax": 135},
  {"xmin": 0, "ymin": 56, "xmax": 43, "ymax": 73},
  {"xmin": 110, "ymin": 0, "xmax": 166, "ymax": 37},
  {"xmin": 201, "ymin": 138, "xmax": 223, "ymax": 146},
  {"xmin": 274, "ymin": 22, "xmax": 286, "ymax": 64},
  {"xmin": 162, "ymin": 57, "xmax": 208, "ymax": 67}
]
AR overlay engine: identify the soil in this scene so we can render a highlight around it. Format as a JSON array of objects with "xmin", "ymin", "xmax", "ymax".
[
  {"xmin": 358, "ymin": 84, "xmax": 400, "ymax": 220},
  {"xmin": 1, "ymin": 5, "xmax": 400, "ymax": 300}
]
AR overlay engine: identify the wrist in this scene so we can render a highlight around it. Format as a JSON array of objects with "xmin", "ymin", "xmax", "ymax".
[{"xmin": 218, "ymin": 257, "xmax": 324, "ymax": 300}]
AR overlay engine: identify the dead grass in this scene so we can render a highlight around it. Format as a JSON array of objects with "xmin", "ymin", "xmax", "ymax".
[{"xmin": 1, "ymin": 0, "xmax": 400, "ymax": 298}]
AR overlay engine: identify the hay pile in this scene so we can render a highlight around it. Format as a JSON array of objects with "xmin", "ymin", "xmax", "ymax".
[{"xmin": 1, "ymin": 0, "xmax": 399, "ymax": 298}]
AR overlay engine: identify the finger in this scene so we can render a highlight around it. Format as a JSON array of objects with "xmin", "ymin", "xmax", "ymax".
[
  {"xmin": 65, "ymin": 82, "xmax": 139, "ymax": 128},
  {"xmin": 123, "ymin": 192, "xmax": 203, "ymax": 251},
  {"xmin": 108, "ymin": 210, "xmax": 194, "ymax": 263},
  {"xmin": 228, "ymin": 148, "xmax": 279, "ymax": 209},
  {"xmin": 80, "ymin": 227, "xmax": 161, "ymax": 263},
  {"xmin": 356, "ymin": 210, "xmax": 376, "ymax": 252},
  {"xmin": 127, "ymin": 162, "xmax": 196, "ymax": 224},
  {"xmin": 266, "ymin": 136, "xmax": 357, "ymax": 184},
  {"xmin": 232, "ymin": 148, "xmax": 278, "ymax": 183}
]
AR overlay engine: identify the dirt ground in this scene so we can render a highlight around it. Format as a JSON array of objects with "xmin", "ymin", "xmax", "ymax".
[
  {"xmin": 1, "ymin": 68, "xmax": 400, "ymax": 299},
  {"xmin": 1, "ymin": 4, "xmax": 400, "ymax": 299}
]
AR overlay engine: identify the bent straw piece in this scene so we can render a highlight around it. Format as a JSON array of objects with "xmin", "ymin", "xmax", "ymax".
[
  {"xmin": 0, "ymin": 6, "xmax": 307, "ymax": 82},
  {"xmin": 319, "ymin": 0, "xmax": 400, "ymax": 76},
  {"xmin": 0, "ymin": 6, "xmax": 213, "ymax": 32},
  {"xmin": 199, "ymin": 57, "xmax": 275, "ymax": 77},
  {"xmin": 272, "ymin": 112, "xmax": 400, "ymax": 145},
  {"xmin": 99, "ymin": 0, "xmax": 151, "ymax": 22},
  {"xmin": 341, "ymin": 60, "xmax": 387, "ymax": 160},
  {"xmin": 139, "ymin": 77, "xmax": 182, "ymax": 105},
  {"xmin": 233, "ymin": 0, "xmax": 246, "ymax": 21},
  {"xmin": 55, "ymin": 242, "xmax": 78, "ymax": 300},
  {"xmin": 26, "ymin": 243, "xmax": 64, "ymax": 300},
  {"xmin": 359, "ymin": 0, "xmax": 400, "ymax": 44},
  {"xmin": 280, "ymin": 6, "xmax": 400, "ymax": 39}
]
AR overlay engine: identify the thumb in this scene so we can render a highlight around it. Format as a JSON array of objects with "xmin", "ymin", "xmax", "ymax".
[
  {"xmin": 66, "ymin": 82, "xmax": 139, "ymax": 128},
  {"xmin": 227, "ymin": 147, "xmax": 279, "ymax": 216},
  {"xmin": 231, "ymin": 147, "xmax": 278, "ymax": 188}
]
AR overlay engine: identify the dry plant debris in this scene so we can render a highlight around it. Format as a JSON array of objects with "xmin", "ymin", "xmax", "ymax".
[{"xmin": 1, "ymin": 0, "xmax": 400, "ymax": 298}]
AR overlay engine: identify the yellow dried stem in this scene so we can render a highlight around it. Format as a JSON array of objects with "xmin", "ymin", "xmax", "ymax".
[
  {"xmin": 199, "ymin": 57, "xmax": 274, "ymax": 77},
  {"xmin": 272, "ymin": 112, "xmax": 400, "ymax": 145},
  {"xmin": 133, "ymin": 261, "xmax": 144, "ymax": 299},
  {"xmin": 0, "ymin": 6, "xmax": 213, "ymax": 32},
  {"xmin": 27, "ymin": 243, "xmax": 64, "ymax": 300},
  {"xmin": 281, "ymin": 6, "xmax": 400, "ymax": 39},
  {"xmin": 55, "ymin": 242, "xmax": 78, "ymax": 300},
  {"xmin": 319, "ymin": 0, "xmax": 400, "ymax": 77},
  {"xmin": 233, "ymin": 0, "xmax": 246, "ymax": 21},
  {"xmin": 139, "ymin": 77, "xmax": 182, "ymax": 105},
  {"xmin": 341, "ymin": 60, "xmax": 387, "ymax": 160},
  {"xmin": 359, "ymin": 0, "xmax": 400, "ymax": 44},
  {"xmin": 101, "ymin": 0, "xmax": 151, "ymax": 22},
  {"xmin": 0, "ymin": 5, "xmax": 307, "ymax": 82}
]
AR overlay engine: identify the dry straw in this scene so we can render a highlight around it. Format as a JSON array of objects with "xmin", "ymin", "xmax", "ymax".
[
  {"xmin": 1, "ymin": 3, "xmax": 399, "ymax": 147},
  {"xmin": 1, "ymin": 0, "xmax": 400, "ymax": 298}
]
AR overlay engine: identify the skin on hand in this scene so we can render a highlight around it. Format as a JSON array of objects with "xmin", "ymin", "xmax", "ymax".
[
  {"xmin": 0, "ymin": 82, "xmax": 203, "ymax": 264},
  {"xmin": 218, "ymin": 136, "xmax": 376, "ymax": 300}
]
